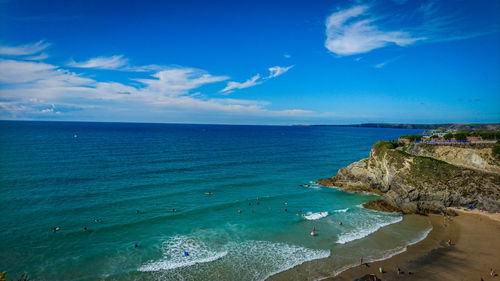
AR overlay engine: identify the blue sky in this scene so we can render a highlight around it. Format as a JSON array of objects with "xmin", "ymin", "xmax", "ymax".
[{"xmin": 1, "ymin": 0, "xmax": 499, "ymax": 124}]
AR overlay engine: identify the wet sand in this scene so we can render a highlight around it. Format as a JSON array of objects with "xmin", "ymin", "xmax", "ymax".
[{"xmin": 323, "ymin": 211, "xmax": 500, "ymax": 281}]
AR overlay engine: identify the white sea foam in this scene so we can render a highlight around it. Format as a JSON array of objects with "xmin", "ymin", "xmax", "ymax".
[
  {"xmin": 333, "ymin": 208, "xmax": 349, "ymax": 213},
  {"xmin": 336, "ymin": 216, "xmax": 403, "ymax": 244},
  {"xmin": 138, "ymin": 236, "xmax": 228, "ymax": 272},
  {"xmin": 139, "ymin": 236, "xmax": 330, "ymax": 281},
  {"xmin": 230, "ymin": 240, "xmax": 330, "ymax": 281},
  {"xmin": 332, "ymin": 226, "xmax": 432, "ymax": 277},
  {"xmin": 303, "ymin": 212, "xmax": 329, "ymax": 220}
]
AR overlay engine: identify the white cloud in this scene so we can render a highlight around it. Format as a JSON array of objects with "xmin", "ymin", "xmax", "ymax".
[
  {"xmin": 67, "ymin": 55, "xmax": 129, "ymax": 70},
  {"xmin": 0, "ymin": 41, "xmax": 319, "ymax": 122},
  {"xmin": 220, "ymin": 65, "xmax": 293, "ymax": 94},
  {"xmin": 284, "ymin": 53, "xmax": 291, "ymax": 59},
  {"xmin": 268, "ymin": 65, "xmax": 293, "ymax": 78},
  {"xmin": 0, "ymin": 40, "xmax": 50, "ymax": 56},
  {"xmin": 220, "ymin": 74, "xmax": 261, "ymax": 93},
  {"xmin": 25, "ymin": 53, "xmax": 49, "ymax": 61},
  {"xmin": 137, "ymin": 68, "xmax": 229, "ymax": 96},
  {"xmin": 325, "ymin": 5, "xmax": 423, "ymax": 56}
]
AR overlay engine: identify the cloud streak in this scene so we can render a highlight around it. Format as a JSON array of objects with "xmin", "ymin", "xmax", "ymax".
[
  {"xmin": 0, "ymin": 40, "xmax": 50, "ymax": 56},
  {"xmin": 0, "ymin": 44, "xmax": 313, "ymax": 122},
  {"xmin": 220, "ymin": 65, "xmax": 293, "ymax": 93},
  {"xmin": 325, "ymin": 5, "xmax": 422, "ymax": 56}
]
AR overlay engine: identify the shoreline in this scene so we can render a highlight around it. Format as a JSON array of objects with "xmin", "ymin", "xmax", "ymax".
[{"xmin": 322, "ymin": 211, "xmax": 500, "ymax": 281}]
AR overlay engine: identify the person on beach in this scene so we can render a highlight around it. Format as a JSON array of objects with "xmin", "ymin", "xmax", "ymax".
[
  {"xmin": 379, "ymin": 267, "xmax": 383, "ymax": 273},
  {"xmin": 446, "ymin": 239, "xmax": 452, "ymax": 247},
  {"xmin": 360, "ymin": 256, "xmax": 363, "ymax": 265},
  {"xmin": 491, "ymin": 268, "xmax": 497, "ymax": 277},
  {"xmin": 397, "ymin": 267, "xmax": 401, "ymax": 275}
]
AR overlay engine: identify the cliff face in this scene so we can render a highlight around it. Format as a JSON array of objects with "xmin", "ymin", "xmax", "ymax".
[
  {"xmin": 406, "ymin": 143, "xmax": 500, "ymax": 174},
  {"xmin": 318, "ymin": 141, "xmax": 500, "ymax": 214}
]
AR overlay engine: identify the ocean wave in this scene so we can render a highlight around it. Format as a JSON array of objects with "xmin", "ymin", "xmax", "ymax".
[
  {"xmin": 138, "ymin": 236, "xmax": 228, "ymax": 272},
  {"xmin": 303, "ymin": 212, "xmax": 329, "ymax": 220},
  {"xmin": 333, "ymin": 208, "xmax": 349, "ymax": 213},
  {"xmin": 332, "ymin": 226, "xmax": 432, "ymax": 277},
  {"xmin": 232, "ymin": 240, "xmax": 330, "ymax": 281},
  {"xmin": 336, "ymin": 216, "xmax": 403, "ymax": 244},
  {"xmin": 138, "ymin": 236, "xmax": 330, "ymax": 281}
]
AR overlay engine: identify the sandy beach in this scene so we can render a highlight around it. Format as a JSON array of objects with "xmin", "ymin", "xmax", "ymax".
[{"xmin": 324, "ymin": 211, "xmax": 500, "ymax": 281}]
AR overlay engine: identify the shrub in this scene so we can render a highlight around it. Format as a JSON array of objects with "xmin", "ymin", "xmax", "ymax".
[
  {"xmin": 443, "ymin": 133, "xmax": 454, "ymax": 140},
  {"xmin": 400, "ymin": 135, "xmax": 422, "ymax": 142},
  {"xmin": 454, "ymin": 132, "xmax": 468, "ymax": 141}
]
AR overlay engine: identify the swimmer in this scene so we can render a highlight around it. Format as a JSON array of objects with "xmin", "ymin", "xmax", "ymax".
[
  {"xmin": 53, "ymin": 227, "xmax": 60, "ymax": 232},
  {"xmin": 94, "ymin": 219, "xmax": 101, "ymax": 223},
  {"xmin": 83, "ymin": 226, "xmax": 87, "ymax": 231},
  {"xmin": 172, "ymin": 208, "xmax": 176, "ymax": 213},
  {"xmin": 248, "ymin": 202, "xmax": 252, "ymax": 206},
  {"xmin": 311, "ymin": 226, "xmax": 316, "ymax": 236},
  {"xmin": 296, "ymin": 213, "xmax": 299, "ymax": 216},
  {"xmin": 284, "ymin": 208, "xmax": 288, "ymax": 212},
  {"xmin": 284, "ymin": 202, "xmax": 288, "ymax": 206},
  {"xmin": 238, "ymin": 209, "xmax": 242, "ymax": 214},
  {"xmin": 338, "ymin": 221, "xmax": 343, "ymax": 225},
  {"xmin": 184, "ymin": 251, "xmax": 189, "ymax": 256},
  {"xmin": 136, "ymin": 210, "xmax": 140, "ymax": 214}
]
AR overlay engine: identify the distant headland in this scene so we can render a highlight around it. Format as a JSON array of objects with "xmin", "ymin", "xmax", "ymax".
[{"xmin": 296, "ymin": 123, "xmax": 500, "ymax": 131}]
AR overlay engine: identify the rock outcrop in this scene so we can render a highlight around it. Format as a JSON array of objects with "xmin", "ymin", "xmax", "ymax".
[{"xmin": 318, "ymin": 141, "xmax": 500, "ymax": 214}]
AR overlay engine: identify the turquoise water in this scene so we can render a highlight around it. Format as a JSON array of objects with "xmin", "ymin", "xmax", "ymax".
[{"xmin": 0, "ymin": 121, "xmax": 431, "ymax": 280}]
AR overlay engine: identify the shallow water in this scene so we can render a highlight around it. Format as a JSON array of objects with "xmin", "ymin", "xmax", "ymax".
[{"xmin": 0, "ymin": 121, "xmax": 429, "ymax": 280}]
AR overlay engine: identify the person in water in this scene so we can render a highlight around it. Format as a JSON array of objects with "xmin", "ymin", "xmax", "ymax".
[
  {"xmin": 311, "ymin": 226, "xmax": 316, "ymax": 236},
  {"xmin": 83, "ymin": 226, "xmax": 87, "ymax": 231},
  {"xmin": 338, "ymin": 221, "xmax": 343, "ymax": 225},
  {"xmin": 53, "ymin": 227, "xmax": 60, "ymax": 232},
  {"xmin": 134, "ymin": 243, "xmax": 139, "ymax": 248},
  {"xmin": 184, "ymin": 251, "xmax": 189, "ymax": 256},
  {"xmin": 238, "ymin": 209, "xmax": 242, "ymax": 214},
  {"xmin": 136, "ymin": 210, "xmax": 140, "ymax": 214}
]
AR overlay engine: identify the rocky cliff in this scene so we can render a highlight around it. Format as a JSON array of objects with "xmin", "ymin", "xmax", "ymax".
[{"xmin": 318, "ymin": 141, "xmax": 500, "ymax": 214}]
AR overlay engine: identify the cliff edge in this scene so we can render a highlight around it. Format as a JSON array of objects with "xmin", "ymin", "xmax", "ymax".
[{"xmin": 318, "ymin": 141, "xmax": 500, "ymax": 214}]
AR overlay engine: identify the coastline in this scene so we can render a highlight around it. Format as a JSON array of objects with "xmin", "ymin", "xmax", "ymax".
[{"xmin": 322, "ymin": 211, "xmax": 500, "ymax": 281}]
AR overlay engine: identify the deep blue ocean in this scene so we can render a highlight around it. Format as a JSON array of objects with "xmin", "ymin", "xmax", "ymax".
[{"xmin": 0, "ymin": 121, "xmax": 432, "ymax": 281}]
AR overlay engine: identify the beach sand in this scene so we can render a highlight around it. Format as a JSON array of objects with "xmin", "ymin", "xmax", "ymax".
[{"xmin": 323, "ymin": 211, "xmax": 500, "ymax": 281}]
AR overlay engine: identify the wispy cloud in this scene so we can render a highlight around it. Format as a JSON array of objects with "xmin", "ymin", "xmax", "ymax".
[
  {"xmin": 374, "ymin": 56, "xmax": 402, "ymax": 68},
  {"xmin": 325, "ymin": 2, "xmax": 499, "ymax": 56},
  {"xmin": 220, "ymin": 65, "xmax": 293, "ymax": 94},
  {"xmin": 220, "ymin": 74, "xmax": 261, "ymax": 94},
  {"xmin": 268, "ymin": 65, "xmax": 293, "ymax": 78},
  {"xmin": 325, "ymin": 5, "xmax": 422, "ymax": 56},
  {"xmin": 0, "ymin": 40, "xmax": 50, "ymax": 56},
  {"xmin": 0, "ymin": 42, "xmax": 315, "ymax": 122},
  {"xmin": 67, "ymin": 55, "xmax": 129, "ymax": 70}
]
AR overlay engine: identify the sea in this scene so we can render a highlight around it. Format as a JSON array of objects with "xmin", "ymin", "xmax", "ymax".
[{"xmin": 0, "ymin": 121, "xmax": 432, "ymax": 281}]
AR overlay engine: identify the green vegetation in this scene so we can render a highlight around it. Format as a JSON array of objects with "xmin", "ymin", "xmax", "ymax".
[
  {"xmin": 400, "ymin": 135, "xmax": 422, "ymax": 142},
  {"xmin": 443, "ymin": 133, "xmax": 454, "ymax": 140},
  {"xmin": 430, "ymin": 135, "xmax": 439, "ymax": 139},
  {"xmin": 472, "ymin": 131, "xmax": 500, "ymax": 140},
  {"xmin": 454, "ymin": 132, "xmax": 468, "ymax": 141},
  {"xmin": 493, "ymin": 141, "xmax": 500, "ymax": 157}
]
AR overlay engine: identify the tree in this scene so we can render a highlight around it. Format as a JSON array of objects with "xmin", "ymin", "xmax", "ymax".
[{"xmin": 443, "ymin": 133, "xmax": 453, "ymax": 140}]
